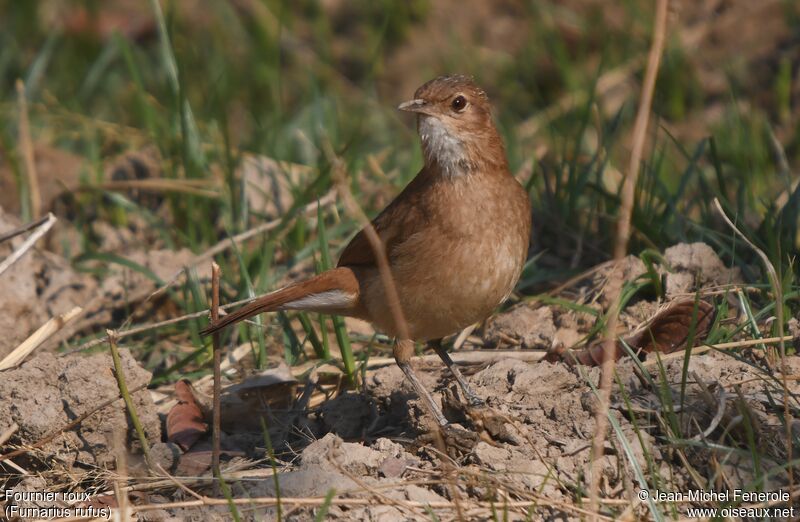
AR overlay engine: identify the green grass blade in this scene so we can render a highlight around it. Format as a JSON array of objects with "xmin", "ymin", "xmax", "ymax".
[
  {"xmin": 298, "ymin": 312, "xmax": 328, "ymax": 360},
  {"xmin": 317, "ymin": 201, "xmax": 355, "ymax": 385},
  {"xmin": 314, "ymin": 489, "xmax": 336, "ymax": 522}
]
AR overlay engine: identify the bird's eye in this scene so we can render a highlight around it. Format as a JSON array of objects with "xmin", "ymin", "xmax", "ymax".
[{"xmin": 451, "ymin": 95, "xmax": 467, "ymax": 112}]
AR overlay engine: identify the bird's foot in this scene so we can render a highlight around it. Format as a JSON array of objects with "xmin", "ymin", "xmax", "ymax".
[
  {"xmin": 464, "ymin": 392, "xmax": 486, "ymax": 408},
  {"xmin": 439, "ymin": 423, "xmax": 480, "ymax": 455},
  {"xmin": 442, "ymin": 385, "xmax": 487, "ymax": 422},
  {"xmin": 418, "ymin": 421, "xmax": 480, "ymax": 457},
  {"xmin": 440, "ymin": 386, "xmax": 522, "ymax": 446}
]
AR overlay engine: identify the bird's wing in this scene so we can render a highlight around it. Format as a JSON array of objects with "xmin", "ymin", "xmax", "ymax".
[{"xmin": 337, "ymin": 169, "xmax": 431, "ymax": 268}]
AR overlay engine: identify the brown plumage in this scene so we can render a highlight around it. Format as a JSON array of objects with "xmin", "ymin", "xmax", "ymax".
[{"xmin": 201, "ymin": 75, "xmax": 532, "ymax": 426}]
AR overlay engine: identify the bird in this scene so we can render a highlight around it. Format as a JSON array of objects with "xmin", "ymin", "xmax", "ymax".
[{"xmin": 201, "ymin": 75, "xmax": 532, "ymax": 427}]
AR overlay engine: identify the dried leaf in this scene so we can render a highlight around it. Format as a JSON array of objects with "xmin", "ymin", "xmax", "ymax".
[
  {"xmin": 546, "ymin": 299, "xmax": 715, "ymax": 366},
  {"xmin": 167, "ymin": 380, "xmax": 208, "ymax": 451},
  {"xmin": 625, "ymin": 299, "xmax": 715, "ymax": 355}
]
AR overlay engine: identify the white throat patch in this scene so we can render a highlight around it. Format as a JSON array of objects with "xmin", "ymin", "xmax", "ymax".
[{"xmin": 418, "ymin": 116, "xmax": 467, "ymax": 176}]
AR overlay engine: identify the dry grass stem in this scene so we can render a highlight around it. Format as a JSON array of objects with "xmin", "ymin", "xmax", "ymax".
[
  {"xmin": 210, "ymin": 262, "xmax": 223, "ymax": 485},
  {"xmin": 0, "ymin": 211, "xmax": 56, "ymax": 277},
  {"xmin": 364, "ymin": 349, "xmax": 549, "ymax": 368},
  {"xmin": 155, "ymin": 463, "xmax": 207, "ymax": 501},
  {"xmin": 0, "ymin": 423, "xmax": 18, "ymax": 446},
  {"xmin": 640, "ymin": 335, "xmax": 795, "ymax": 369},
  {"xmin": 77, "ymin": 178, "xmax": 221, "ymax": 198},
  {"xmin": 64, "ymin": 294, "xmax": 269, "ymax": 355},
  {"xmin": 0, "ymin": 213, "xmax": 52, "ymax": 243},
  {"xmin": 589, "ymin": 0, "xmax": 670, "ymax": 516},
  {"xmin": 3, "ymin": 457, "xmax": 27, "ymax": 475},
  {"xmin": 16, "ymin": 79, "xmax": 40, "ymax": 219},
  {"xmin": 452, "ymin": 324, "xmax": 477, "ymax": 350},
  {"xmin": 0, "ymin": 305, "xmax": 81, "ymax": 370},
  {"xmin": 713, "ymin": 198, "xmax": 786, "ymax": 363},
  {"xmin": 333, "ymin": 459, "xmax": 423, "ymax": 518},
  {"xmin": 704, "ymin": 334, "xmax": 793, "ymax": 351},
  {"xmin": 325, "ymin": 144, "xmax": 473, "ymax": 516},
  {"xmin": 329, "ymin": 157, "xmax": 409, "ymax": 340},
  {"xmin": 148, "ymin": 188, "xmax": 336, "ymax": 301}
]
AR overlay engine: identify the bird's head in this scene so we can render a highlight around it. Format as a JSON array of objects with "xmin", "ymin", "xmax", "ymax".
[{"xmin": 399, "ymin": 75, "xmax": 505, "ymax": 176}]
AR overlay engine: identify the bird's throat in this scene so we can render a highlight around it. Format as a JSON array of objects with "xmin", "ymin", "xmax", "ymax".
[{"xmin": 418, "ymin": 116, "xmax": 471, "ymax": 177}]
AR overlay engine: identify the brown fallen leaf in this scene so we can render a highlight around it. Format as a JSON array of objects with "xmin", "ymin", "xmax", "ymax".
[
  {"xmin": 546, "ymin": 299, "xmax": 715, "ymax": 366},
  {"xmin": 167, "ymin": 380, "xmax": 208, "ymax": 451}
]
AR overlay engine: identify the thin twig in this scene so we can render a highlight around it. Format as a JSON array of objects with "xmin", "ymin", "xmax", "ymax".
[
  {"xmin": 0, "ymin": 213, "xmax": 51, "ymax": 243},
  {"xmin": 452, "ymin": 324, "xmax": 477, "ymax": 350},
  {"xmin": 62, "ymin": 295, "xmax": 263, "ymax": 355},
  {"xmin": 363, "ymin": 349, "xmax": 549, "ymax": 368},
  {"xmin": 640, "ymin": 335, "xmax": 794, "ymax": 367},
  {"xmin": 2, "ymin": 457, "xmax": 27, "ymax": 476},
  {"xmin": 107, "ymin": 329, "xmax": 152, "ymax": 469},
  {"xmin": 146, "ymin": 189, "xmax": 336, "ymax": 302},
  {"xmin": 210, "ymin": 262, "xmax": 222, "ymax": 489},
  {"xmin": 333, "ymin": 458, "xmax": 423, "ymax": 518},
  {"xmin": 16, "ymin": 79, "xmax": 40, "ymax": 220},
  {"xmin": 0, "ymin": 306, "xmax": 81, "ymax": 370},
  {"xmin": 0, "ymin": 212, "xmax": 56, "ymax": 277},
  {"xmin": 704, "ymin": 335, "xmax": 793, "ymax": 351},
  {"xmin": 590, "ymin": 0, "xmax": 669, "ymax": 516},
  {"xmin": 154, "ymin": 463, "xmax": 207, "ymax": 501},
  {"xmin": 713, "ymin": 199, "xmax": 786, "ymax": 363},
  {"xmin": 0, "ymin": 423, "xmax": 18, "ymax": 446},
  {"xmin": 329, "ymin": 156, "xmax": 409, "ymax": 340}
]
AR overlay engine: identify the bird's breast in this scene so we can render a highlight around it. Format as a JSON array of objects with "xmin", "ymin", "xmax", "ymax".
[{"xmin": 361, "ymin": 172, "xmax": 531, "ymax": 340}]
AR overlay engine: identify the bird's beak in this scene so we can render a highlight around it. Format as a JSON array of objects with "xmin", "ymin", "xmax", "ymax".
[{"xmin": 397, "ymin": 98, "xmax": 430, "ymax": 114}]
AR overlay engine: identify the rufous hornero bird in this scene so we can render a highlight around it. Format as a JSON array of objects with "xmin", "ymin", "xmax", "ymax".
[{"xmin": 202, "ymin": 75, "xmax": 531, "ymax": 427}]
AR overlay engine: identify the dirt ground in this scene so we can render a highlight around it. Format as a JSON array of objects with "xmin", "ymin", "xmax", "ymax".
[
  {"xmin": 3, "ymin": 329, "xmax": 796, "ymax": 520},
  {"xmin": 2, "ymin": 220, "xmax": 797, "ymax": 519},
  {"xmin": 1, "ymin": 0, "xmax": 799, "ymax": 519}
]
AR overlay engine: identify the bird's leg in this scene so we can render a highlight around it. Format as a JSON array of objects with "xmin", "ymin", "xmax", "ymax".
[
  {"xmin": 429, "ymin": 338, "xmax": 485, "ymax": 407},
  {"xmin": 394, "ymin": 339, "xmax": 448, "ymax": 426}
]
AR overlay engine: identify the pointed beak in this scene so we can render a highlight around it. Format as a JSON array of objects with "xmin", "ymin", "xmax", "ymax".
[{"xmin": 397, "ymin": 98, "xmax": 430, "ymax": 114}]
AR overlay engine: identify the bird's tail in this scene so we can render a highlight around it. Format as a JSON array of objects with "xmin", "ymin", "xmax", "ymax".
[{"xmin": 200, "ymin": 267, "xmax": 360, "ymax": 336}]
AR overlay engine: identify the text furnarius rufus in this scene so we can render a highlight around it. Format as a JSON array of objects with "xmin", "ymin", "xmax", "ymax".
[{"xmin": 201, "ymin": 75, "xmax": 532, "ymax": 427}]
